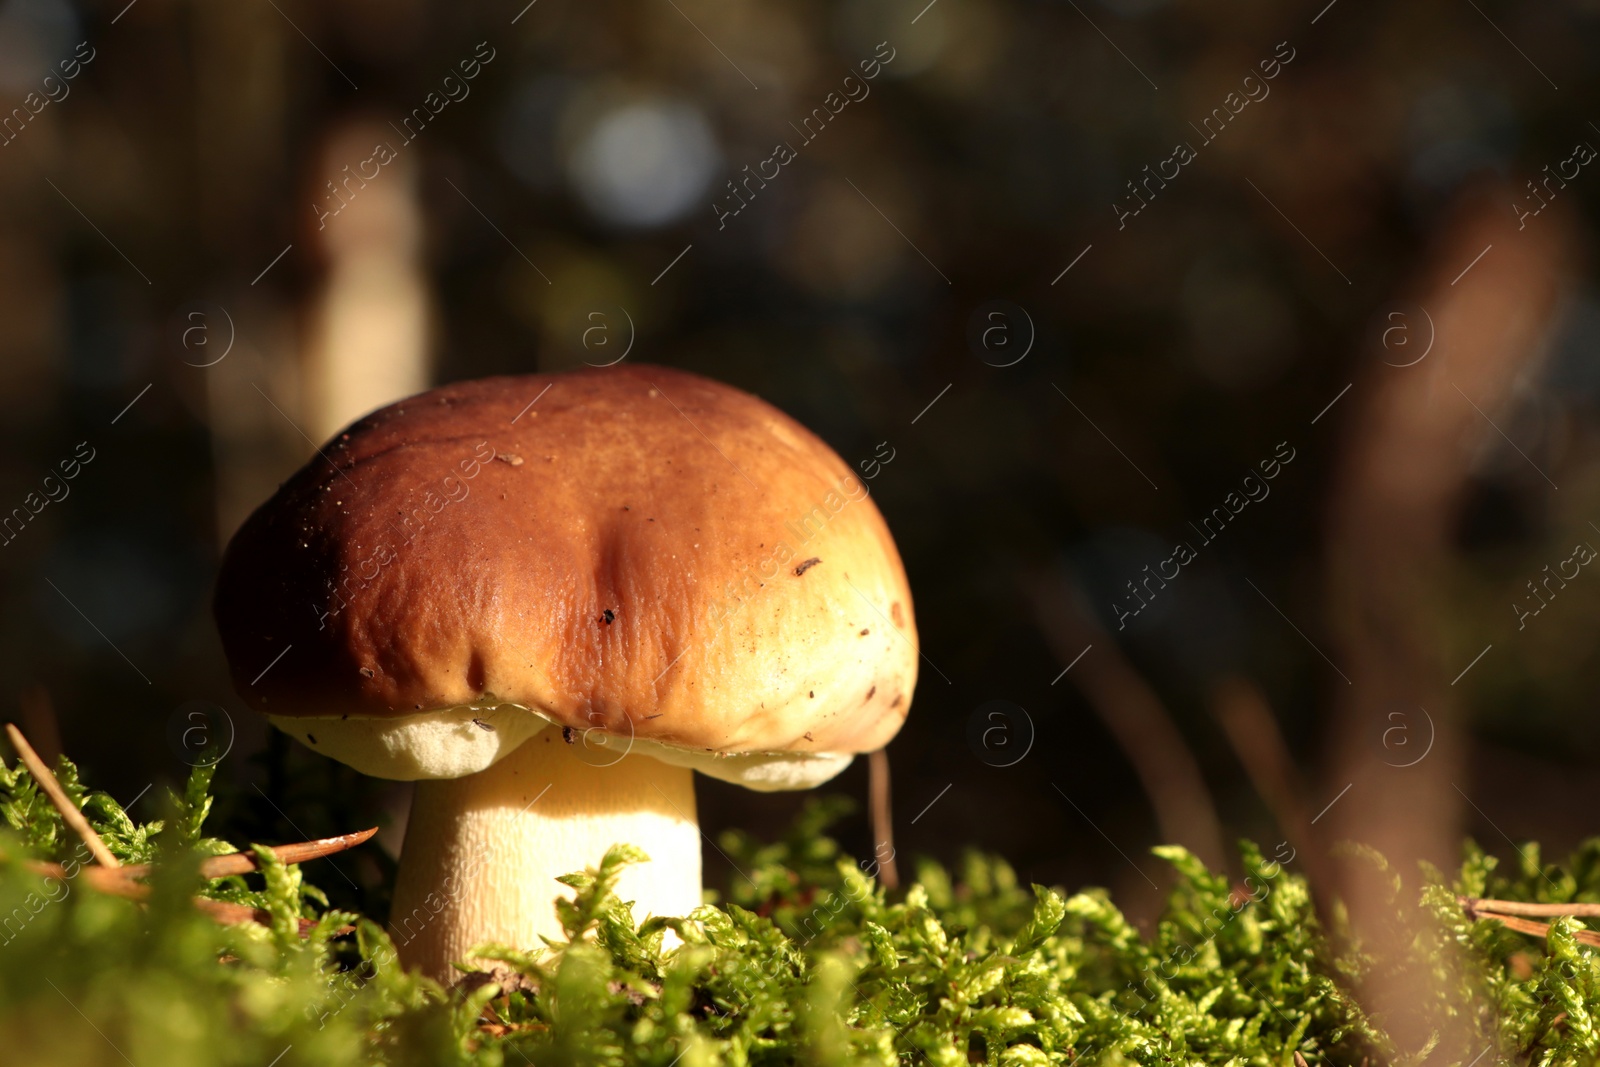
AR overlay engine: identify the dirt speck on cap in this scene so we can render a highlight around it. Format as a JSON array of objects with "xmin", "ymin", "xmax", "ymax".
[{"xmin": 794, "ymin": 557, "xmax": 822, "ymax": 577}]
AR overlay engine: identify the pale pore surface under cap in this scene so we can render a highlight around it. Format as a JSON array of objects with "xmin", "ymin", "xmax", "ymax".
[{"xmin": 268, "ymin": 701, "xmax": 855, "ymax": 791}]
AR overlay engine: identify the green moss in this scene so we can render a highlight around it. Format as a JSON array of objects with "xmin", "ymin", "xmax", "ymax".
[{"xmin": 0, "ymin": 753, "xmax": 1594, "ymax": 1066}]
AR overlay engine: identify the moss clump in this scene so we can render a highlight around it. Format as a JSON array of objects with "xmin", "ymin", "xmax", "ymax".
[{"xmin": 0, "ymin": 756, "xmax": 1596, "ymax": 1066}]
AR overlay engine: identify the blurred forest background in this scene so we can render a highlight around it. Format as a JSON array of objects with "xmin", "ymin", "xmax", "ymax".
[{"xmin": 0, "ymin": 0, "xmax": 1597, "ymax": 927}]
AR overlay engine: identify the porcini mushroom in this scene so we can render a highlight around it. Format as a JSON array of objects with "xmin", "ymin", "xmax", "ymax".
[{"xmin": 213, "ymin": 366, "xmax": 918, "ymax": 981}]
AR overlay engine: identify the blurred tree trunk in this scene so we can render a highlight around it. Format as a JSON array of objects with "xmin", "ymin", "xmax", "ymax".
[{"xmin": 1321, "ymin": 184, "xmax": 1576, "ymax": 1056}]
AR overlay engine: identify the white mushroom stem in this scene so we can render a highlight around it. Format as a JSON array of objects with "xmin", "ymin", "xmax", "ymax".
[{"xmin": 388, "ymin": 727, "xmax": 702, "ymax": 982}]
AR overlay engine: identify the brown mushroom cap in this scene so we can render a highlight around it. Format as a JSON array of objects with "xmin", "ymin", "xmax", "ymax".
[{"xmin": 214, "ymin": 365, "xmax": 917, "ymax": 789}]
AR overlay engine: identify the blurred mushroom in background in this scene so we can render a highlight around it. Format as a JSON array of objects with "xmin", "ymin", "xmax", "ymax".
[{"xmin": 304, "ymin": 119, "xmax": 433, "ymax": 443}]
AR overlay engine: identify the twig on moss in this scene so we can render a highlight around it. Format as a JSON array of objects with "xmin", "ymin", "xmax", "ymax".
[
  {"xmin": 194, "ymin": 827, "xmax": 379, "ymax": 878},
  {"xmin": 1461, "ymin": 897, "xmax": 1600, "ymax": 947},
  {"xmin": 1460, "ymin": 897, "xmax": 1600, "ymax": 919},
  {"xmin": 21, "ymin": 858, "xmax": 353, "ymax": 938},
  {"xmin": 25, "ymin": 827, "xmax": 378, "ymax": 886},
  {"xmin": 20, "ymin": 827, "xmax": 375, "ymax": 940},
  {"xmin": 4, "ymin": 722, "xmax": 120, "ymax": 868}
]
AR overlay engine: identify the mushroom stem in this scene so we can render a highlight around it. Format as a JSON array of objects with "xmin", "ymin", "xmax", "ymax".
[{"xmin": 389, "ymin": 727, "xmax": 702, "ymax": 982}]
